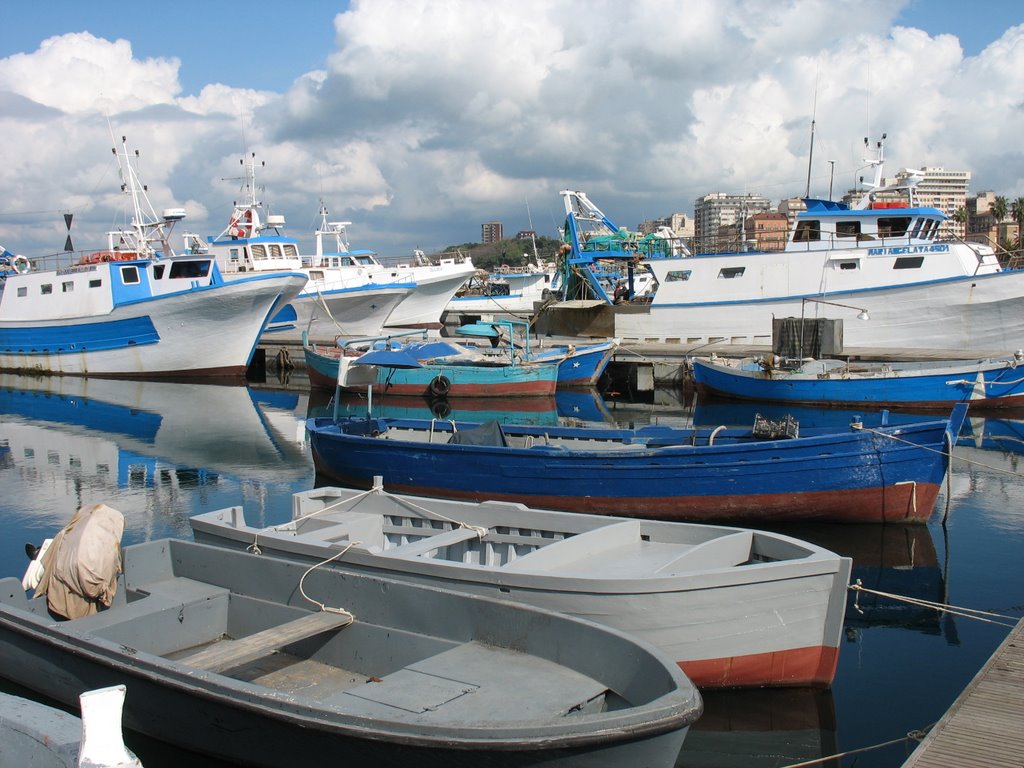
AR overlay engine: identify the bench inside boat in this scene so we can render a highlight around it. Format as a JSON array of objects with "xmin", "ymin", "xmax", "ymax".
[{"xmin": 0, "ymin": 539, "xmax": 677, "ymax": 722}]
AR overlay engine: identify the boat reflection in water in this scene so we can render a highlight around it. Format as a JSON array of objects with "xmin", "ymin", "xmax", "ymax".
[
  {"xmin": 306, "ymin": 386, "xmax": 613, "ymax": 427},
  {"xmin": 0, "ymin": 375, "xmax": 312, "ymax": 537},
  {"xmin": 680, "ymin": 688, "xmax": 836, "ymax": 768}
]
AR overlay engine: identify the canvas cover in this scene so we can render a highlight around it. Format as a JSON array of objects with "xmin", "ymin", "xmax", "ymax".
[
  {"xmin": 448, "ymin": 420, "xmax": 508, "ymax": 447},
  {"xmin": 34, "ymin": 503, "xmax": 125, "ymax": 619}
]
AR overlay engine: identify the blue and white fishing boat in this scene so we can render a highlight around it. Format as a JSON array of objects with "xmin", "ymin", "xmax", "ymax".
[
  {"xmin": 0, "ymin": 138, "xmax": 305, "ymax": 379},
  {"xmin": 307, "ymin": 404, "xmax": 968, "ymax": 524},
  {"xmin": 184, "ymin": 160, "xmax": 413, "ymax": 337},
  {"xmin": 692, "ymin": 352, "xmax": 1024, "ymax": 410},
  {"xmin": 454, "ymin": 319, "xmax": 618, "ymax": 387},
  {"xmin": 558, "ymin": 136, "xmax": 1024, "ymax": 355}
]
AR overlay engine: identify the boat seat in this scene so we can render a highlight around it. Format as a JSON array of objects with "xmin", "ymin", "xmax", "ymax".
[
  {"xmin": 179, "ymin": 610, "xmax": 352, "ymax": 674},
  {"xmin": 382, "ymin": 526, "xmax": 484, "ymax": 558},
  {"xmin": 653, "ymin": 531, "xmax": 755, "ymax": 574},
  {"xmin": 502, "ymin": 520, "xmax": 640, "ymax": 572}
]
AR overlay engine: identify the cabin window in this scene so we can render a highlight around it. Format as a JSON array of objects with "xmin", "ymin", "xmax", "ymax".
[
  {"xmin": 894, "ymin": 256, "xmax": 925, "ymax": 269},
  {"xmin": 838, "ymin": 261, "xmax": 859, "ymax": 270},
  {"xmin": 284, "ymin": 244, "xmax": 299, "ymax": 257},
  {"xmin": 229, "ymin": 248, "xmax": 241, "ymax": 263},
  {"xmin": 718, "ymin": 267, "xmax": 745, "ymax": 279},
  {"xmin": 251, "ymin": 245, "xmax": 267, "ymax": 260},
  {"xmin": 309, "ymin": 270, "xmax": 325, "ymax": 281},
  {"xmin": 269, "ymin": 244, "xmax": 283, "ymax": 258},
  {"xmin": 62, "ymin": 281, "xmax": 74, "ymax": 293},
  {"xmin": 41, "ymin": 283, "xmax": 53, "ymax": 295},
  {"xmin": 793, "ymin": 220, "xmax": 821, "ymax": 242},
  {"xmin": 120, "ymin": 266, "xmax": 140, "ymax": 284},
  {"xmin": 16, "ymin": 286, "xmax": 27, "ymax": 297},
  {"xmin": 89, "ymin": 279, "xmax": 102, "ymax": 288},
  {"xmin": 878, "ymin": 217, "xmax": 911, "ymax": 238},
  {"xmin": 910, "ymin": 218, "xmax": 924, "ymax": 239},
  {"xmin": 836, "ymin": 221, "xmax": 861, "ymax": 238},
  {"xmin": 169, "ymin": 261, "xmax": 210, "ymax": 279},
  {"xmin": 152, "ymin": 265, "xmax": 165, "ymax": 279},
  {"xmin": 666, "ymin": 270, "xmax": 692, "ymax": 282}
]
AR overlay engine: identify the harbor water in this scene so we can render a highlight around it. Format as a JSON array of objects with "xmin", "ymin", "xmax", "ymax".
[{"xmin": 0, "ymin": 373, "xmax": 1021, "ymax": 767}]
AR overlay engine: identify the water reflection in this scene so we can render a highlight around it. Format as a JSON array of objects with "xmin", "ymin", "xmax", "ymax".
[
  {"xmin": 0, "ymin": 375, "xmax": 313, "ymax": 550},
  {"xmin": 679, "ymin": 688, "xmax": 837, "ymax": 768}
]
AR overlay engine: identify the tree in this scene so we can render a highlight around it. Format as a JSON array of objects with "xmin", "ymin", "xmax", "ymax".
[
  {"xmin": 1012, "ymin": 197, "xmax": 1024, "ymax": 248},
  {"xmin": 992, "ymin": 195, "xmax": 1009, "ymax": 224},
  {"xmin": 952, "ymin": 206, "xmax": 969, "ymax": 236}
]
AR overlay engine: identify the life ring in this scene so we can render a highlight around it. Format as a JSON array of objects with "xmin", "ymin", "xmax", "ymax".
[
  {"xmin": 11, "ymin": 255, "xmax": 30, "ymax": 274},
  {"xmin": 428, "ymin": 374, "xmax": 451, "ymax": 398}
]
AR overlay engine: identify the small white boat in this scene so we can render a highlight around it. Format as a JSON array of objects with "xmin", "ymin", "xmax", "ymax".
[{"xmin": 190, "ymin": 479, "xmax": 853, "ymax": 689}]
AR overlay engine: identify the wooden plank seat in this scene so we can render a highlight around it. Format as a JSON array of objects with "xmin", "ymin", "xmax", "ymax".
[{"xmin": 180, "ymin": 610, "xmax": 353, "ymax": 674}]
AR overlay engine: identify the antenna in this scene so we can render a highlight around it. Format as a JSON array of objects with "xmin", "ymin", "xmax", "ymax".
[{"xmin": 804, "ymin": 70, "xmax": 819, "ymax": 198}]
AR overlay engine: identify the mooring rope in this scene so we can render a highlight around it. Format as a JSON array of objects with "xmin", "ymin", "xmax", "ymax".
[
  {"xmin": 247, "ymin": 486, "xmax": 378, "ymax": 555},
  {"xmin": 853, "ymin": 422, "xmax": 1024, "ymax": 480},
  {"xmin": 849, "ymin": 579, "xmax": 1018, "ymax": 627},
  {"xmin": 778, "ymin": 727, "xmax": 931, "ymax": 767}
]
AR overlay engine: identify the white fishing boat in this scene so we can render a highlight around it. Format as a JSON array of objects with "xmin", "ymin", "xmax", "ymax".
[
  {"xmin": 185, "ymin": 162, "xmax": 411, "ymax": 337},
  {"xmin": 0, "ymin": 138, "xmax": 306, "ymax": 379},
  {"xmin": 190, "ymin": 479, "xmax": 852, "ymax": 689},
  {"xmin": 310, "ymin": 213, "xmax": 476, "ymax": 329},
  {"xmin": 566, "ymin": 136, "xmax": 1024, "ymax": 355}
]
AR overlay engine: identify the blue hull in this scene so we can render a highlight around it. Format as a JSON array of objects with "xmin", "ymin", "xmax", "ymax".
[
  {"xmin": 693, "ymin": 356, "xmax": 1024, "ymax": 409},
  {"xmin": 308, "ymin": 404, "xmax": 967, "ymax": 524}
]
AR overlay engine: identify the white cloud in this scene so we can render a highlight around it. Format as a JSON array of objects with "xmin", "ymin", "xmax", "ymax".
[{"xmin": 2, "ymin": 2, "xmax": 1024, "ymax": 259}]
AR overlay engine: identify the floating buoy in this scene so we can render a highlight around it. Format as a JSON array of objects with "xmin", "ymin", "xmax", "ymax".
[{"xmin": 12, "ymin": 255, "xmax": 30, "ymax": 274}]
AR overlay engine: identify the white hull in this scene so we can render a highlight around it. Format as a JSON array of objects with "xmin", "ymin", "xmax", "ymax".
[
  {"xmin": 293, "ymin": 285, "xmax": 411, "ymax": 338},
  {"xmin": 618, "ymin": 271, "xmax": 1024, "ymax": 353},
  {"xmin": 384, "ymin": 267, "xmax": 478, "ymax": 327},
  {"xmin": 191, "ymin": 484, "xmax": 851, "ymax": 688},
  {"xmin": 0, "ymin": 274, "xmax": 305, "ymax": 377}
]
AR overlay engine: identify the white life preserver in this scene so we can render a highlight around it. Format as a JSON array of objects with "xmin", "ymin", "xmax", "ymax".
[{"xmin": 12, "ymin": 255, "xmax": 30, "ymax": 274}]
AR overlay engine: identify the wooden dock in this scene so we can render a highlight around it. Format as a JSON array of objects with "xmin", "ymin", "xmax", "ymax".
[{"xmin": 903, "ymin": 616, "xmax": 1024, "ymax": 767}]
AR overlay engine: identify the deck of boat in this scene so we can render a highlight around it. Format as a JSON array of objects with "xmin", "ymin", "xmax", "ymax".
[{"xmin": 903, "ymin": 616, "xmax": 1024, "ymax": 767}]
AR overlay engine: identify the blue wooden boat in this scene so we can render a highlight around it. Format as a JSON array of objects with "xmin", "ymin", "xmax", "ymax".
[
  {"xmin": 692, "ymin": 353, "xmax": 1024, "ymax": 409},
  {"xmin": 303, "ymin": 332, "xmax": 560, "ymax": 397},
  {"xmin": 306, "ymin": 404, "xmax": 968, "ymax": 524}
]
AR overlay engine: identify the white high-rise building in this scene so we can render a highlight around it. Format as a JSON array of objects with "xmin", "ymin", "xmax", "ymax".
[
  {"xmin": 693, "ymin": 192, "xmax": 771, "ymax": 252},
  {"xmin": 895, "ymin": 166, "xmax": 971, "ymax": 238}
]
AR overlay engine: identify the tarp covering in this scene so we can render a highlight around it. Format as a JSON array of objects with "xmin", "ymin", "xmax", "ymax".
[
  {"xmin": 448, "ymin": 420, "xmax": 508, "ymax": 447},
  {"xmin": 34, "ymin": 504, "xmax": 124, "ymax": 620}
]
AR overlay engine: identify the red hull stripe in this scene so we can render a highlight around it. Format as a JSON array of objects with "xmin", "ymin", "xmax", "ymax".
[
  {"xmin": 681, "ymin": 645, "xmax": 839, "ymax": 689},
  {"xmin": 333, "ymin": 478, "xmax": 943, "ymax": 524}
]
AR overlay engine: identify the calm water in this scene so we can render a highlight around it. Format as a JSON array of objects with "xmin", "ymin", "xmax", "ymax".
[{"xmin": 0, "ymin": 373, "xmax": 1021, "ymax": 767}]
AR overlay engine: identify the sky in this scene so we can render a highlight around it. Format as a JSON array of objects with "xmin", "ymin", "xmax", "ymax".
[{"xmin": 1, "ymin": 0, "xmax": 1023, "ymax": 260}]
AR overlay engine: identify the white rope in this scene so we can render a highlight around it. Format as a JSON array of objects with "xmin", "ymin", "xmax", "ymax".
[
  {"xmin": 382, "ymin": 491, "xmax": 489, "ymax": 539},
  {"xmin": 247, "ymin": 487, "xmax": 378, "ymax": 555},
  {"xmin": 296, "ymin": 539, "xmax": 361, "ymax": 621},
  {"xmin": 778, "ymin": 728, "xmax": 931, "ymax": 767},
  {"xmin": 850, "ymin": 580, "xmax": 1018, "ymax": 627},
  {"xmin": 854, "ymin": 421, "xmax": 1024, "ymax": 480}
]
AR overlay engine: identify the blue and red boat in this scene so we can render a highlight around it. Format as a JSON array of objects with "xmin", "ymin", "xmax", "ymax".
[
  {"xmin": 307, "ymin": 403, "xmax": 968, "ymax": 524},
  {"xmin": 692, "ymin": 354, "xmax": 1024, "ymax": 410},
  {"xmin": 303, "ymin": 332, "xmax": 559, "ymax": 397}
]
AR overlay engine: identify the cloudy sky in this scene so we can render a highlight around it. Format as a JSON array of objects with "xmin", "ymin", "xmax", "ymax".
[{"xmin": 1, "ymin": 0, "xmax": 1023, "ymax": 261}]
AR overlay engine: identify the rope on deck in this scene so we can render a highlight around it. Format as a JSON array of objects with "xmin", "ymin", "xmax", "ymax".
[{"xmin": 849, "ymin": 579, "xmax": 1019, "ymax": 628}]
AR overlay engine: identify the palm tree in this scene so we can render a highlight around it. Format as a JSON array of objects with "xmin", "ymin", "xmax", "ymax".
[
  {"xmin": 952, "ymin": 206, "xmax": 969, "ymax": 237},
  {"xmin": 1012, "ymin": 197, "xmax": 1024, "ymax": 248},
  {"xmin": 992, "ymin": 195, "xmax": 1009, "ymax": 224}
]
